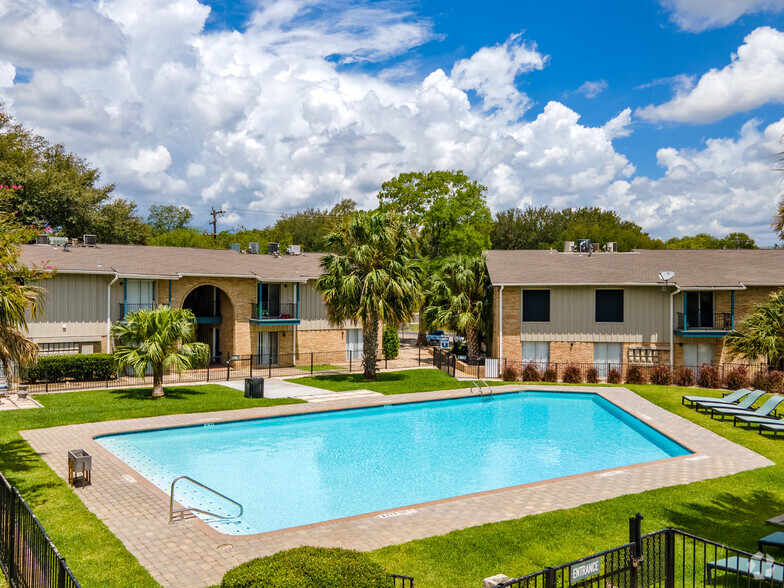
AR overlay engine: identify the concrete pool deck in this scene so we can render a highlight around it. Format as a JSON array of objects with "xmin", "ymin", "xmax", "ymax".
[{"xmin": 21, "ymin": 385, "xmax": 773, "ymax": 588}]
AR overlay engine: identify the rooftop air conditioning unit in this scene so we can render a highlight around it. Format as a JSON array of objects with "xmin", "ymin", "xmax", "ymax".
[
  {"xmin": 287, "ymin": 244, "xmax": 301, "ymax": 255},
  {"xmin": 229, "ymin": 243, "xmax": 241, "ymax": 253},
  {"xmin": 591, "ymin": 242, "xmax": 600, "ymax": 253},
  {"xmin": 36, "ymin": 234, "xmax": 49, "ymax": 245},
  {"xmin": 563, "ymin": 240, "xmax": 575, "ymax": 253},
  {"xmin": 248, "ymin": 242, "xmax": 260, "ymax": 254},
  {"xmin": 83, "ymin": 234, "xmax": 97, "ymax": 246},
  {"xmin": 577, "ymin": 239, "xmax": 591, "ymax": 253},
  {"xmin": 606, "ymin": 242, "xmax": 618, "ymax": 252},
  {"xmin": 267, "ymin": 242, "xmax": 280, "ymax": 255}
]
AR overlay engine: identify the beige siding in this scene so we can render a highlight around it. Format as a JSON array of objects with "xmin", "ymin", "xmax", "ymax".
[
  {"xmin": 298, "ymin": 280, "xmax": 357, "ymax": 331},
  {"xmin": 520, "ymin": 286, "xmax": 670, "ymax": 343},
  {"xmin": 26, "ymin": 273, "xmax": 112, "ymax": 340}
]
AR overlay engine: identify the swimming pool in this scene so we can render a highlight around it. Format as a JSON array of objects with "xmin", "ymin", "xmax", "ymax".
[{"xmin": 96, "ymin": 391, "xmax": 690, "ymax": 535}]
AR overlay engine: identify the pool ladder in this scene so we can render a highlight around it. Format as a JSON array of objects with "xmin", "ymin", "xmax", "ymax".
[
  {"xmin": 471, "ymin": 380, "xmax": 493, "ymax": 396},
  {"xmin": 169, "ymin": 475, "xmax": 244, "ymax": 523}
]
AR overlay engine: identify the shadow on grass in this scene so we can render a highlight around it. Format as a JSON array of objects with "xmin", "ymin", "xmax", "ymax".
[
  {"xmin": 108, "ymin": 386, "xmax": 210, "ymax": 400},
  {"xmin": 0, "ymin": 438, "xmax": 44, "ymax": 476}
]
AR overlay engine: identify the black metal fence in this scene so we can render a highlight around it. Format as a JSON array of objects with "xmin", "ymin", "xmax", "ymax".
[
  {"xmin": 494, "ymin": 514, "xmax": 782, "ymax": 588},
  {"xmin": 0, "ymin": 473, "xmax": 81, "ymax": 588},
  {"xmin": 20, "ymin": 349, "xmax": 433, "ymax": 394},
  {"xmin": 391, "ymin": 573, "xmax": 414, "ymax": 587}
]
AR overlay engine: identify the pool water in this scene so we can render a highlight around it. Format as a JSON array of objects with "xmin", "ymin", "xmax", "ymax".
[{"xmin": 96, "ymin": 391, "xmax": 689, "ymax": 535}]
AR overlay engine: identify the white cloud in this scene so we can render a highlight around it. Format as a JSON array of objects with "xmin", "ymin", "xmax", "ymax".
[
  {"xmin": 659, "ymin": 0, "xmax": 784, "ymax": 31},
  {"xmin": 637, "ymin": 27, "xmax": 784, "ymax": 124},
  {"xmin": 575, "ymin": 80, "xmax": 608, "ymax": 99},
  {"xmin": 0, "ymin": 62, "xmax": 15, "ymax": 88},
  {"xmin": 602, "ymin": 108, "xmax": 633, "ymax": 139}
]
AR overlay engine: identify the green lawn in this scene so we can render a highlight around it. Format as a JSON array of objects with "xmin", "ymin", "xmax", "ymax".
[
  {"xmin": 0, "ymin": 384, "xmax": 302, "ymax": 588},
  {"xmin": 293, "ymin": 364, "xmax": 344, "ymax": 372},
  {"xmin": 288, "ymin": 368, "xmax": 506, "ymax": 394},
  {"xmin": 368, "ymin": 384, "xmax": 784, "ymax": 587}
]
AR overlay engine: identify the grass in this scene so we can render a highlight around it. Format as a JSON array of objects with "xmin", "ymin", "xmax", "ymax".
[
  {"xmin": 293, "ymin": 364, "xmax": 343, "ymax": 372},
  {"xmin": 368, "ymin": 383, "xmax": 784, "ymax": 587},
  {"xmin": 0, "ymin": 384, "xmax": 302, "ymax": 588},
  {"xmin": 287, "ymin": 368, "xmax": 506, "ymax": 394}
]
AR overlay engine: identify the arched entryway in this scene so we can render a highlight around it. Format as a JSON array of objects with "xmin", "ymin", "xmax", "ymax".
[{"xmin": 183, "ymin": 285, "xmax": 235, "ymax": 364}]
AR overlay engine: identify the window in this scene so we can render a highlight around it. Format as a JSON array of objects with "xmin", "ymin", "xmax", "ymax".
[
  {"xmin": 683, "ymin": 343, "xmax": 714, "ymax": 366},
  {"xmin": 258, "ymin": 331, "xmax": 279, "ymax": 366},
  {"xmin": 522, "ymin": 290, "xmax": 550, "ymax": 322},
  {"xmin": 685, "ymin": 292, "xmax": 714, "ymax": 329},
  {"xmin": 522, "ymin": 342, "xmax": 550, "ymax": 364},
  {"xmin": 595, "ymin": 289, "xmax": 624, "ymax": 322},
  {"xmin": 594, "ymin": 343, "xmax": 622, "ymax": 377}
]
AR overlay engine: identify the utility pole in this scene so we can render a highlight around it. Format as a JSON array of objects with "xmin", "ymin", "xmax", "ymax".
[{"xmin": 210, "ymin": 207, "xmax": 225, "ymax": 243}]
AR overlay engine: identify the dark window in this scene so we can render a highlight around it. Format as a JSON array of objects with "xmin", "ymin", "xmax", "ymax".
[
  {"xmin": 523, "ymin": 290, "xmax": 550, "ymax": 322},
  {"xmin": 595, "ymin": 289, "xmax": 624, "ymax": 322}
]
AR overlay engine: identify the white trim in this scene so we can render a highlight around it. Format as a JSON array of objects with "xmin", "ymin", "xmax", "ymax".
[{"xmin": 107, "ymin": 274, "xmax": 119, "ymax": 353}]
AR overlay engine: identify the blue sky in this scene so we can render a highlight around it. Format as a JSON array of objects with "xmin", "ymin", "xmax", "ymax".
[{"xmin": 0, "ymin": 0, "xmax": 783, "ymax": 243}]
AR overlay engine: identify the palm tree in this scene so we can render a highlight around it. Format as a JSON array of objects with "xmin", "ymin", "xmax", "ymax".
[
  {"xmin": 316, "ymin": 210, "xmax": 422, "ymax": 380},
  {"xmin": 423, "ymin": 255, "xmax": 491, "ymax": 357},
  {"xmin": 724, "ymin": 291, "xmax": 784, "ymax": 370},
  {"xmin": 110, "ymin": 306, "xmax": 210, "ymax": 398}
]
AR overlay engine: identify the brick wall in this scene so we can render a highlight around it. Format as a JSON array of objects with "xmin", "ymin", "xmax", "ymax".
[
  {"xmin": 500, "ymin": 286, "xmax": 522, "ymax": 361},
  {"xmin": 297, "ymin": 329, "xmax": 346, "ymax": 357},
  {"xmin": 549, "ymin": 341, "xmax": 593, "ymax": 364}
]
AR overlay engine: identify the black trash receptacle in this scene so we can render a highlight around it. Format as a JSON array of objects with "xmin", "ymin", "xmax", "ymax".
[{"xmin": 244, "ymin": 377, "xmax": 264, "ymax": 398}]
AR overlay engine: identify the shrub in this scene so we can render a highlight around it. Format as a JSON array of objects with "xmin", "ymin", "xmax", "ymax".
[
  {"xmin": 23, "ymin": 354, "xmax": 117, "ymax": 383},
  {"xmin": 450, "ymin": 339, "xmax": 467, "ymax": 356},
  {"xmin": 221, "ymin": 546, "xmax": 390, "ymax": 588},
  {"xmin": 753, "ymin": 370, "xmax": 784, "ymax": 394},
  {"xmin": 542, "ymin": 366, "xmax": 558, "ymax": 382},
  {"xmin": 606, "ymin": 367, "xmax": 622, "ymax": 384},
  {"xmin": 649, "ymin": 365, "xmax": 671, "ymax": 386},
  {"xmin": 501, "ymin": 365, "xmax": 520, "ymax": 382},
  {"xmin": 382, "ymin": 325, "xmax": 400, "ymax": 360},
  {"xmin": 625, "ymin": 365, "xmax": 647, "ymax": 385},
  {"xmin": 562, "ymin": 364, "xmax": 582, "ymax": 383},
  {"xmin": 697, "ymin": 364, "xmax": 720, "ymax": 389},
  {"xmin": 520, "ymin": 362, "xmax": 541, "ymax": 382},
  {"xmin": 724, "ymin": 366, "xmax": 748, "ymax": 391},
  {"xmin": 674, "ymin": 367, "xmax": 695, "ymax": 387},
  {"xmin": 585, "ymin": 367, "xmax": 600, "ymax": 383}
]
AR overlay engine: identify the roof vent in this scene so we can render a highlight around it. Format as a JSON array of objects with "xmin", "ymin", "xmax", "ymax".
[
  {"xmin": 229, "ymin": 243, "xmax": 241, "ymax": 253},
  {"xmin": 286, "ymin": 244, "xmax": 301, "ymax": 255},
  {"xmin": 83, "ymin": 234, "xmax": 97, "ymax": 246},
  {"xmin": 563, "ymin": 240, "xmax": 575, "ymax": 253},
  {"xmin": 605, "ymin": 242, "xmax": 618, "ymax": 253},
  {"xmin": 267, "ymin": 242, "xmax": 280, "ymax": 255},
  {"xmin": 248, "ymin": 242, "xmax": 260, "ymax": 254},
  {"xmin": 36, "ymin": 234, "xmax": 49, "ymax": 245}
]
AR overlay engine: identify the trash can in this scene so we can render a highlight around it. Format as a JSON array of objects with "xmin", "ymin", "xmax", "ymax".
[{"xmin": 244, "ymin": 377, "xmax": 264, "ymax": 398}]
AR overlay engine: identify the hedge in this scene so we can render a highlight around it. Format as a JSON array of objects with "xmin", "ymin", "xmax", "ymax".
[
  {"xmin": 221, "ymin": 546, "xmax": 390, "ymax": 588},
  {"xmin": 23, "ymin": 354, "xmax": 118, "ymax": 383}
]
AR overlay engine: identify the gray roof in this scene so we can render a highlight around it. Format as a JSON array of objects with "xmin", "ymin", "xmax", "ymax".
[
  {"xmin": 21, "ymin": 243, "xmax": 324, "ymax": 282},
  {"xmin": 484, "ymin": 249, "xmax": 784, "ymax": 288}
]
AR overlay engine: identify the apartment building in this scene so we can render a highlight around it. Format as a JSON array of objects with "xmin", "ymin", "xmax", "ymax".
[
  {"xmin": 21, "ymin": 242, "xmax": 365, "ymax": 366},
  {"xmin": 485, "ymin": 247, "xmax": 784, "ymax": 368}
]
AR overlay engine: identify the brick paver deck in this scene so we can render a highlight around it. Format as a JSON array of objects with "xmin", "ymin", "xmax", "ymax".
[{"xmin": 21, "ymin": 385, "xmax": 773, "ymax": 588}]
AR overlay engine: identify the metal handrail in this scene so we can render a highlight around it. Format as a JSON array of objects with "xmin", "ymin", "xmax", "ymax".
[
  {"xmin": 169, "ymin": 475, "xmax": 243, "ymax": 523},
  {"xmin": 471, "ymin": 380, "xmax": 493, "ymax": 396}
]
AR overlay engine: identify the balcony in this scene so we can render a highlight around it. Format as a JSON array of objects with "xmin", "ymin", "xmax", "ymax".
[
  {"xmin": 676, "ymin": 312, "xmax": 733, "ymax": 336},
  {"xmin": 250, "ymin": 302, "xmax": 299, "ymax": 324},
  {"xmin": 119, "ymin": 302, "xmax": 157, "ymax": 318}
]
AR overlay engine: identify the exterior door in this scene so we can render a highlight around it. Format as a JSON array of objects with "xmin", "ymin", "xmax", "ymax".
[
  {"xmin": 686, "ymin": 292, "xmax": 714, "ymax": 329},
  {"xmin": 258, "ymin": 331, "xmax": 279, "ymax": 366},
  {"xmin": 346, "ymin": 329, "xmax": 364, "ymax": 361},
  {"xmin": 126, "ymin": 279, "xmax": 154, "ymax": 312},
  {"xmin": 594, "ymin": 343, "xmax": 622, "ymax": 377},
  {"xmin": 261, "ymin": 283, "xmax": 281, "ymax": 317}
]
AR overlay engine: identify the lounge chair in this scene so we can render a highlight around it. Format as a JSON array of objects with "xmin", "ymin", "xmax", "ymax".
[
  {"xmin": 706, "ymin": 556, "xmax": 784, "ymax": 584},
  {"xmin": 760, "ymin": 422, "xmax": 784, "ymax": 439},
  {"xmin": 711, "ymin": 395, "xmax": 784, "ymax": 422},
  {"xmin": 682, "ymin": 388, "xmax": 750, "ymax": 408},
  {"xmin": 696, "ymin": 390, "xmax": 765, "ymax": 414},
  {"xmin": 734, "ymin": 399, "xmax": 784, "ymax": 427}
]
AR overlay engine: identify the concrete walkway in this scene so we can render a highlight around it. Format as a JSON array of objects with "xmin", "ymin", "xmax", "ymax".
[
  {"xmin": 219, "ymin": 378, "xmax": 384, "ymax": 402},
  {"xmin": 0, "ymin": 393, "xmax": 42, "ymax": 410}
]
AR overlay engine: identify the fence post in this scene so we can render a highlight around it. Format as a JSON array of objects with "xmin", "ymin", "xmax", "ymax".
[
  {"xmin": 269, "ymin": 358, "xmax": 272, "ymax": 379},
  {"xmin": 664, "ymin": 528, "xmax": 674, "ymax": 588},
  {"xmin": 250, "ymin": 356, "xmax": 253, "ymax": 378},
  {"xmin": 207, "ymin": 365, "xmax": 210, "ymax": 382},
  {"xmin": 226, "ymin": 362, "xmax": 230, "ymax": 381},
  {"xmin": 58, "ymin": 557, "xmax": 66, "ymax": 588},
  {"xmin": 629, "ymin": 513, "xmax": 643, "ymax": 588},
  {"xmin": 8, "ymin": 491, "xmax": 15, "ymax": 582},
  {"xmin": 544, "ymin": 567, "xmax": 556, "ymax": 588},
  {"xmin": 349, "ymin": 350, "xmax": 352, "ymax": 373},
  {"xmin": 418, "ymin": 346, "xmax": 421, "ymax": 366}
]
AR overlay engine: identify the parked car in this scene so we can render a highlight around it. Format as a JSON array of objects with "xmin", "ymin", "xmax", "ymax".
[{"xmin": 425, "ymin": 329, "xmax": 446, "ymax": 346}]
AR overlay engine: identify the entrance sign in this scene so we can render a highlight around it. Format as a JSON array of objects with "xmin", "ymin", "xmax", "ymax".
[{"xmin": 570, "ymin": 557, "xmax": 601, "ymax": 583}]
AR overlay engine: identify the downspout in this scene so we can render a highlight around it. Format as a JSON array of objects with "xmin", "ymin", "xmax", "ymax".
[
  {"xmin": 107, "ymin": 274, "xmax": 119, "ymax": 353},
  {"xmin": 669, "ymin": 285, "xmax": 681, "ymax": 369},
  {"xmin": 498, "ymin": 286, "xmax": 504, "ymax": 360}
]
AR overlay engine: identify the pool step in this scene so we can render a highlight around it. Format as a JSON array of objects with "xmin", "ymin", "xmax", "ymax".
[{"xmin": 299, "ymin": 389, "xmax": 384, "ymax": 403}]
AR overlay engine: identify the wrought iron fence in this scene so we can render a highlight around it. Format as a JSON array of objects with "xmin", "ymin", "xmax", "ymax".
[
  {"xmin": 391, "ymin": 573, "xmax": 414, "ymax": 587},
  {"xmin": 0, "ymin": 473, "xmax": 81, "ymax": 588},
  {"xmin": 20, "ymin": 349, "xmax": 433, "ymax": 393}
]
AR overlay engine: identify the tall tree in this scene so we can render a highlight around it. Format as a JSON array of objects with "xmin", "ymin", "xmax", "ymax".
[
  {"xmin": 147, "ymin": 205, "xmax": 194, "ymax": 234},
  {"xmin": 110, "ymin": 306, "xmax": 210, "ymax": 398},
  {"xmin": 95, "ymin": 199, "xmax": 151, "ymax": 244},
  {"xmin": 316, "ymin": 210, "xmax": 422, "ymax": 380},
  {"xmin": 423, "ymin": 256, "xmax": 491, "ymax": 356},
  {"xmin": 725, "ymin": 291, "xmax": 784, "ymax": 370}
]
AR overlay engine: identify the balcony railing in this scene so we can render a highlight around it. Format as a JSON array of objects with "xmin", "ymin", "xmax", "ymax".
[
  {"xmin": 677, "ymin": 312, "xmax": 733, "ymax": 331},
  {"xmin": 250, "ymin": 302, "xmax": 297, "ymax": 321},
  {"xmin": 119, "ymin": 302, "xmax": 157, "ymax": 317}
]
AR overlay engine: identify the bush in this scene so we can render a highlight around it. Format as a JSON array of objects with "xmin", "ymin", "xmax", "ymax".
[
  {"xmin": 586, "ymin": 367, "xmax": 600, "ymax": 384},
  {"xmin": 501, "ymin": 365, "xmax": 520, "ymax": 382},
  {"xmin": 23, "ymin": 354, "xmax": 117, "ymax": 383},
  {"xmin": 625, "ymin": 365, "xmax": 647, "ymax": 385},
  {"xmin": 450, "ymin": 339, "xmax": 467, "ymax": 356},
  {"xmin": 221, "ymin": 546, "xmax": 390, "ymax": 588},
  {"xmin": 543, "ymin": 366, "xmax": 558, "ymax": 382},
  {"xmin": 649, "ymin": 365, "xmax": 671, "ymax": 386},
  {"xmin": 520, "ymin": 362, "xmax": 541, "ymax": 382},
  {"xmin": 562, "ymin": 364, "xmax": 582, "ymax": 383},
  {"xmin": 674, "ymin": 367, "xmax": 695, "ymax": 387},
  {"xmin": 697, "ymin": 364, "xmax": 720, "ymax": 389},
  {"xmin": 382, "ymin": 325, "xmax": 400, "ymax": 360},
  {"xmin": 606, "ymin": 368, "xmax": 622, "ymax": 384},
  {"xmin": 724, "ymin": 366, "xmax": 748, "ymax": 390},
  {"xmin": 753, "ymin": 370, "xmax": 784, "ymax": 394}
]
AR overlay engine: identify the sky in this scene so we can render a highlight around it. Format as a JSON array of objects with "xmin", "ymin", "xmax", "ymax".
[{"xmin": 1, "ymin": 0, "xmax": 784, "ymax": 244}]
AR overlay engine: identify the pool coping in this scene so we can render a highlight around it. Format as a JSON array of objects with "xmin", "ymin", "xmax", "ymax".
[{"xmin": 20, "ymin": 385, "xmax": 773, "ymax": 588}]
